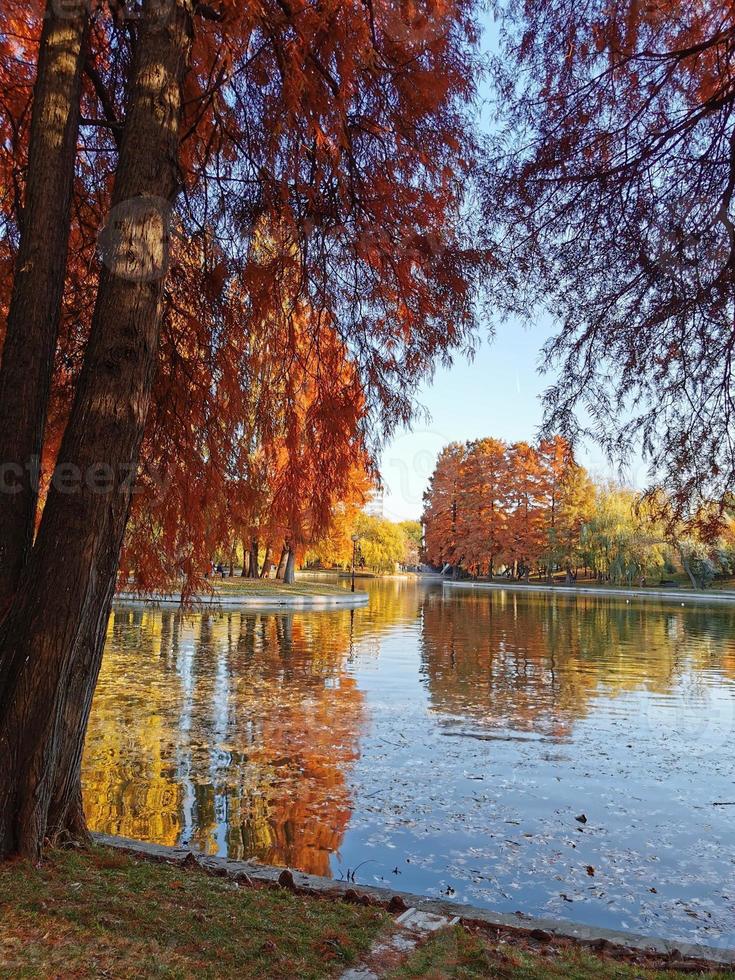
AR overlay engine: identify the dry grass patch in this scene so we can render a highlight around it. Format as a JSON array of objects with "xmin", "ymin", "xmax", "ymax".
[
  {"xmin": 0, "ymin": 846, "xmax": 388, "ymax": 979},
  {"xmin": 390, "ymin": 925, "xmax": 735, "ymax": 979}
]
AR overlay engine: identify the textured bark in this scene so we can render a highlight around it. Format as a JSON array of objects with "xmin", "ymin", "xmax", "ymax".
[
  {"xmin": 259, "ymin": 546, "xmax": 271, "ymax": 578},
  {"xmin": 0, "ymin": 0, "xmax": 89, "ymax": 606},
  {"xmin": 248, "ymin": 539, "xmax": 259, "ymax": 578},
  {"xmin": 283, "ymin": 550, "xmax": 296, "ymax": 584},
  {"xmin": 275, "ymin": 545, "xmax": 289, "ymax": 580},
  {"xmin": 45, "ymin": 621, "xmax": 108, "ymax": 844},
  {"xmin": 0, "ymin": 0, "xmax": 194, "ymax": 859}
]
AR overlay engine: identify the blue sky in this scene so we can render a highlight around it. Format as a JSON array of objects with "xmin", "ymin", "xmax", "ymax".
[
  {"xmin": 379, "ymin": 314, "xmax": 646, "ymax": 522},
  {"xmin": 376, "ymin": 12, "xmax": 651, "ymax": 522}
]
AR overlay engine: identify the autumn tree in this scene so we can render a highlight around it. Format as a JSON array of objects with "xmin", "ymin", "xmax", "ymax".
[
  {"xmin": 485, "ymin": 0, "xmax": 735, "ymax": 524},
  {"xmin": 0, "ymin": 0, "xmax": 485, "ymax": 857},
  {"xmin": 422, "ymin": 442, "xmax": 466, "ymax": 570},
  {"xmin": 0, "ymin": 0, "xmax": 89, "ymax": 604},
  {"xmin": 504, "ymin": 442, "xmax": 547, "ymax": 578},
  {"xmin": 537, "ymin": 436, "xmax": 595, "ymax": 577},
  {"xmin": 461, "ymin": 437, "xmax": 508, "ymax": 576},
  {"xmin": 423, "ymin": 435, "xmax": 593, "ymax": 578}
]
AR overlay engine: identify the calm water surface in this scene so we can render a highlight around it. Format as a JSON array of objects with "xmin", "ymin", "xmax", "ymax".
[{"xmin": 84, "ymin": 580, "xmax": 735, "ymax": 946}]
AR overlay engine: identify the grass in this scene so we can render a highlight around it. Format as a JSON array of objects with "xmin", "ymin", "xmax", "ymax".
[
  {"xmin": 0, "ymin": 846, "xmax": 388, "ymax": 978},
  {"xmin": 458, "ymin": 574, "xmax": 735, "ymax": 597},
  {"xmin": 214, "ymin": 576, "xmax": 353, "ymax": 597},
  {"xmin": 2, "ymin": 851, "xmax": 732, "ymax": 979},
  {"xmin": 390, "ymin": 926, "xmax": 733, "ymax": 979}
]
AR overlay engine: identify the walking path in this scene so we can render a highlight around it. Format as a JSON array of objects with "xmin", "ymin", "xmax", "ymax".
[
  {"xmin": 443, "ymin": 579, "xmax": 735, "ymax": 604},
  {"xmin": 340, "ymin": 907, "xmax": 460, "ymax": 979}
]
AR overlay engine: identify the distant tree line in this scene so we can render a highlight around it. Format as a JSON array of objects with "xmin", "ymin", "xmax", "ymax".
[
  {"xmin": 423, "ymin": 437, "xmax": 735, "ymax": 589},
  {"xmin": 305, "ymin": 515, "xmax": 422, "ymax": 574}
]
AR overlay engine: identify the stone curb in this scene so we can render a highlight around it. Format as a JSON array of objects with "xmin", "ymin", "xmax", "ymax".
[
  {"xmin": 443, "ymin": 580, "xmax": 735, "ymax": 605},
  {"xmin": 114, "ymin": 590, "xmax": 370, "ymax": 610},
  {"xmin": 91, "ymin": 833, "xmax": 735, "ymax": 967}
]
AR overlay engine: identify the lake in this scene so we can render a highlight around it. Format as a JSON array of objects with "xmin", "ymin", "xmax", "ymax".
[{"xmin": 83, "ymin": 579, "xmax": 735, "ymax": 947}]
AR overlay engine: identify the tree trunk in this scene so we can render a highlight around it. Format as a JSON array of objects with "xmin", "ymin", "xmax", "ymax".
[
  {"xmin": 275, "ymin": 545, "xmax": 289, "ymax": 580},
  {"xmin": 45, "ymin": 625, "xmax": 107, "ymax": 844},
  {"xmin": 0, "ymin": 0, "xmax": 89, "ymax": 607},
  {"xmin": 259, "ymin": 546, "xmax": 271, "ymax": 578},
  {"xmin": 241, "ymin": 540, "xmax": 250, "ymax": 576},
  {"xmin": 248, "ymin": 539, "xmax": 259, "ymax": 578},
  {"xmin": 284, "ymin": 549, "xmax": 296, "ymax": 585},
  {"xmin": 0, "ymin": 0, "xmax": 194, "ymax": 859},
  {"xmin": 679, "ymin": 549, "xmax": 700, "ymax": 591}
]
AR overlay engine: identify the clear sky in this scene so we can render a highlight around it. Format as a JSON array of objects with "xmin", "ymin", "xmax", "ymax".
[
  {"xmin": 379, "ymin": 314, "xmax": 646, "ymax": 523},
  {"xmin": 377, "ymin": 16, "xmax": 649, "ymax": 523}
]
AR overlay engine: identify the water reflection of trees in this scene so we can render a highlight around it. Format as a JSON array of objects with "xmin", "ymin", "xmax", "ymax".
[
  {"xmin": 83, "ymin": 585, "xmax": 735, "ymax": 870},
  {"xmin": 83, "ymin": 607, "xmax": 366, "ymax": 875},
  {"xmin": 420, "ymin": 591, "xmax": 735, "ymax": 736}
]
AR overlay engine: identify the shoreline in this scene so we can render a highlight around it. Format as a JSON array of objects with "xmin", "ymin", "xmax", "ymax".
[
  {"xmin": 442, "ymin": 579, "xmax": 735, "ymax": 604},
  {"xmin": 114, "ymin": 589, "xmax": 370, "ymax": 610},
  {"xmin": 92, "ymin": 832, "xmax": 735, "ymax": 968}
]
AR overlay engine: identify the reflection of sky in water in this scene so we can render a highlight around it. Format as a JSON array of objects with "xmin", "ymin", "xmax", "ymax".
[{"xmin": 84, "ymin": 581, "xmax": 735, "ymax": 947}]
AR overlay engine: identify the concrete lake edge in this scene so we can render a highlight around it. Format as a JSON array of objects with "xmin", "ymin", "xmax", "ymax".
[
  {"xmin": 114, "ymin": 590, "xmax": 370, "ymax": 610},
  {"xmin": 443, "ymin": 579, "xmax": 735, "ymax": 604},
  {"xmin": 91, "ymin": 833, "xmax": 735, "ymax": 968}
]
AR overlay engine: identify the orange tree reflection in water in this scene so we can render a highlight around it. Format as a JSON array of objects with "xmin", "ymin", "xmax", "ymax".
[
  {"xmin": 82, "ymin": 606, "xmax": 368, "ymax": 876},
  {"xmin": 420, "ymin": 590, "xmax": 735, "ymax": 737},
  {"xmin": 81, "ymin": 581, "xmax": 735, "ymax": 944}
]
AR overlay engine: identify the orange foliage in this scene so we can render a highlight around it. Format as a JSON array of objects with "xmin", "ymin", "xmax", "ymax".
[
  {"xmin": 2, "ymin": 0, "xmax": 485, "ymax": 591},
  {"xmin": 423, "ymin": 436, "xmax": 594, "ymax": 576}
]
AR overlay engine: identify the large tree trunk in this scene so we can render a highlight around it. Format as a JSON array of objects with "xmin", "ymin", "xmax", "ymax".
[
  {"xmin": 259, "ymin": 546, "xmax": 271, "ymax": 578},
  {"xmin": 248, "ymin": 539, "xmax": 259, "ymax": 578},
  {"xmin": 275, "ymin": 544, "xmax": 289, "ymax": 580},
  {"xmin": 45, "ymin": 628, "xmax": 106, "ymax": 844},
  {"xmin": 284, "ymin": 549, "xmax": 296, "ymax": 584},
  {"xmin": 0, "ymin": 0, "xmax": 194, "ymax": 859},
  {"xmin": 0, "ymin": 0, "xmax": 89, "ymax": 606}
]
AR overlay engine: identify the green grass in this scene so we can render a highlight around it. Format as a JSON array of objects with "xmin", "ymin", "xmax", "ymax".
[
  {"xmin": 2, "ymin": 853, "xmax": 731, "ymax": 979},
  {"xmin": 466, "ymin": 575, "xmax": 735, "ymax": 597},
  {"xmin": 0, "ymin": 847, "xmax": 388, "ymax": 978},
  {"xmin": 390, "ymin": 926, "xmax": 732, "ymax": 979},
  {"xmin": 214, "ymin": 577, "xmax": 353, "ymax": 597}
]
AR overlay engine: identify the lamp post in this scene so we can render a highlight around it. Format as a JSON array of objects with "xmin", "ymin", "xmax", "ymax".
[{"xmin": 351, "ymin": 533, "xmax": 360, "ymax": 592}]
